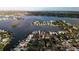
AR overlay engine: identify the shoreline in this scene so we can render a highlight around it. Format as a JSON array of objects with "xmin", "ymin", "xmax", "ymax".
[{"xmin": 0, "ymin": 29, "xmax": 12, "ymax": 51}]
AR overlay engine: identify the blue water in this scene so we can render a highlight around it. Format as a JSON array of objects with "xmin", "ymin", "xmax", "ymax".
[{"xmin": 0, "ymin": 16, "xmax": 79, "ymax": 50}]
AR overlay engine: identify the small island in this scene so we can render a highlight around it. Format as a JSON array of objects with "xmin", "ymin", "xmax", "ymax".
[{"xmin": 11, "ymin": 24, "xmax": 17, "ymax": 28}]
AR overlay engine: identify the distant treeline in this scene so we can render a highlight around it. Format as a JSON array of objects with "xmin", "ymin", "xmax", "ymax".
[
  {"xmin": 0, "ymin": 11, "xmax": 79, "ymax": 18},
  {"xmin": 26, "ymin": 11, "xmax": 79, "ymax": 18}
]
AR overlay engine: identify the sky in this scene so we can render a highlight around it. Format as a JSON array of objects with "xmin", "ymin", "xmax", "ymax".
[{"xmin": 0, "ymin": 7, "xmax": 79, "ymax": 11}]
